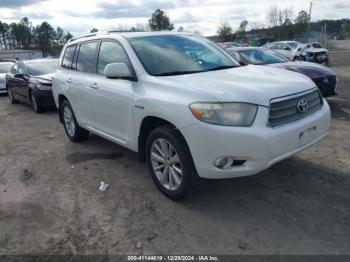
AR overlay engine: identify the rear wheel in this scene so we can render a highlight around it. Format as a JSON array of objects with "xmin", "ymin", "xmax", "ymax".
[
  {"xmin": 61, "ymin": 100, "xmax": 89, "ymax": 142},
  {"xmin": 146, "ymin": 126, "xmax": 198, "ymax": 201},
  {"xmin": 8, "ymin": 86, "xmax": 18, "ymax": 104}
]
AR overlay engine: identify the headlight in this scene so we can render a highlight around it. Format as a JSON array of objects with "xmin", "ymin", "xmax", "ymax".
[
  {"xmin": 35, "ymin": 83, "xmax": 52, "ymax": 91},
  {"xmin": 189, "ymin": 102, "xmax": 258, "ymax": 126}
]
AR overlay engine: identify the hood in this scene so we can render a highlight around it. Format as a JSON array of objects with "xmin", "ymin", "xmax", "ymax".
[
  {"xmin": 303, "ymin": 47, "xmax": 328, "ymax": 53},
  {"xmin": 30, "ymin": 73, "xmax": 53, "ymax": 85},
  {"xmin": 268, "ymin": 61, "xmax": 335, "ymax": 79},
  {"xmin": 154, "ymin": 65, "xmax": 316, "ymax": 106}
]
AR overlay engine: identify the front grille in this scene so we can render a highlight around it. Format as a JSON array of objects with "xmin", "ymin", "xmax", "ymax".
[{"xmin": 268, "ymin": 90, "xmax": 323, "ymax": 127}]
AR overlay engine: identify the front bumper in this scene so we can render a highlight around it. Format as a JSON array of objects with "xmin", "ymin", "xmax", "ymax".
[
  {"xmin": 313, "ymin": 76, "xmax": 338, "ymax": 97},
  {"xmin": 0, "ymin": 83, "xmax": 7, "ymax": 93},
  {"xmin": 33, "ymin": 89, "xmax": 56, "ymax": 107},
  {"xmin": 180, "ymin": 102, "xmax": 331, "ymax": 179}
]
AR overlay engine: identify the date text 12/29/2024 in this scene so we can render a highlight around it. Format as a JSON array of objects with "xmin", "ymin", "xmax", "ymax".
[{"xmin": 127, "ymin": 255, "xmax": 219, "ymax": 261}]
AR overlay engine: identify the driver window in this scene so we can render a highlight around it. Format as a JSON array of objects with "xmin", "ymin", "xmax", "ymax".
[
  {"xmin": 18, "ymin": 64, "xmax": 27, "ymax": 74},
  {"xmin": 12, "ymin": 64, "xmax": 18, "ymax": 74},
  {"xmin": 97, "ymin": 41, "xmax": 131, "ymax": 75}
]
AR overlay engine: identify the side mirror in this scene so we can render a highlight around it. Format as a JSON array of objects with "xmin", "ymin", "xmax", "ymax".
[
  {"xmin": 284, "ymin": 47, "xmax": 291, "ymax": 51},
  {"xmin": 14, "ymin": 73, "xmax": 29, "ymax": 80},
  {"xmin": 104, "ymin": 63, "xmax": 131, "ymax": 79},
  {"xmin": 232, "ymin": 52, "xmax": 241, "ymax": 62}
]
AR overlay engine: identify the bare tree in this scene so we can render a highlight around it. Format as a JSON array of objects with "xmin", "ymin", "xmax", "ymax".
[
  {"xmin": 237, "ymin": 20, "xmax": 248, "ymax": 42},
  {"xmin": 278, "ymin": 7, "xmax": 294, "ymax": 26},
  {"xmin": 267, "ymin": 5, "xmax": 279, "ymax": 27},
  {"xmin": 217, "ymin": 21, "xmax": 233, "ymax": 41}
]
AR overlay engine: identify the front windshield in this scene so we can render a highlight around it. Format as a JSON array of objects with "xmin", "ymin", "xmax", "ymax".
[
  {"xmin": 26, "ymin": 59, "xmax": 58, "ymax": 76},
  {"xmin": 128, "ymin": 35, "xmax": 238, "ymax": 76},
  {"xmin": 239, "ymin": 49, "xmax": 289, "ymax": 65},
  {"xmin": 0, "ymin": 62, "xmax": 13, "ymax": 73},
  {"xmin": 286, "ymin": 41, "xmax": 300, "ymax": 49}
]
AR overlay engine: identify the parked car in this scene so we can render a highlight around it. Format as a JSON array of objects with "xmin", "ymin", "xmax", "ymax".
[
  {"xmin": 220, "ymin": 42, "xmax": 240, "ymax": 48},
  {"xmin": 53, "ymin": 32, "xmax": 330, "ymax": 200},
  {"xmin": 227, "ymin": 47, "xmax": 338, "ymax": 97},
  {"xmin": 0, "ymin": 59, "xmax": 15, "ymax": 94},
  {"xmin": 264, "ymin": 41, "xmax": 302, "ymax": 60},
  {"xmin": 6, "ymin": 58, "xmax": 58, "ymax": 112},
  {"xmin": 298, "ymin": 43, "xmax": 330, "ymax": 66}
]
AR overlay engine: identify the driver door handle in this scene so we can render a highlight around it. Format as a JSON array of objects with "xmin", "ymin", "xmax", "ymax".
[{"xmin": 66, "ymin": 78, "xmax": 72, "ymax": 83}]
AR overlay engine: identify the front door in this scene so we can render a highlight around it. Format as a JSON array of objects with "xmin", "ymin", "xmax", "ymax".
[{"xmin": 90, "ymin": 40, "xmax": 136, "ymax": 146}]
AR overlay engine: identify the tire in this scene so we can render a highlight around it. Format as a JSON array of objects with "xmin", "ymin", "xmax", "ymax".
[
  {"xmin": 146, "ymin": 126, "xmax": 198, "ymax": 201},
  {"xmin": 30, "ymin": 91, "xmax": 43, "ymax": 113},
  {"xmin": 7, "ymin": 86, "xmax": 18, "ymax": 104},
  {"xmin": 61, "ymin": 100, "xmax": 89, "ymax": 142}
]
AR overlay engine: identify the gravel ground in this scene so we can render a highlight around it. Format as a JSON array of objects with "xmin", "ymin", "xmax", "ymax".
[{"xmin": 0, "ymin": 57, "xmax": 349, "ymax": 255}]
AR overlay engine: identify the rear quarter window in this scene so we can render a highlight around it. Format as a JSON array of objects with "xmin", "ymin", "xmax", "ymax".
[{"xmin": 62, "ymin": 45, "xmax": 76, "ymax": 69}]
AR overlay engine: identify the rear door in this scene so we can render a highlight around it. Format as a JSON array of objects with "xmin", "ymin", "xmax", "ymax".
[
  {"xmin": 69, "ymin": 41, "xmax": 99, "ymax": 128},
  {"xmin": 90, "ymin": 40, "xmax": 136, "ymax": 145}
]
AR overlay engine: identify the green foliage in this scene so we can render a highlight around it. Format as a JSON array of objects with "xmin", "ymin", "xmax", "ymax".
[
  {"xmin": 344, "ymin": 23, "xmax": 350, "ymax": 38},
  {"xmin": 148, "ymin": 9, "xmax": 174, "ymax": 31},
  {"xmin": 295, "ymin": 10, "xmax": 310, "ymax": 24}
]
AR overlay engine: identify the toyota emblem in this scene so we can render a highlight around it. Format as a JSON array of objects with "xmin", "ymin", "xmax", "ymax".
[{"xmin": 297, "ymin": 99, "xmax": 309, "ymax": 113}]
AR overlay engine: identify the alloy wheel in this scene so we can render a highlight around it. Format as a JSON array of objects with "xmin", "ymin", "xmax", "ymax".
[
  {"xmin": 31, "ymin": 93, "xmax": 38, "ymax": 112},
  {"xmin": 63, "ymin": 106, "xmax": 76, "ymax": 137},
  {"xmin": 150, "ymin": 138, "xmax": 183, "ymax": 191},
  {"xmin": 8, "ymin": 88, "xmax": 13, "ymax": 102}
]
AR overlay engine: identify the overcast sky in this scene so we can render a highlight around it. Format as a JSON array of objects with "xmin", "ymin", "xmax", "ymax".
[{"xmin": 0, "ymin": 0, "xmax": 349, "ymax": 35}]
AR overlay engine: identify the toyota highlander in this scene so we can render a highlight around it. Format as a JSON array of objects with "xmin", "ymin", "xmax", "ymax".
[{"xmin": 52, "ymin": 32, "xmax": 331, "ymax": 200}]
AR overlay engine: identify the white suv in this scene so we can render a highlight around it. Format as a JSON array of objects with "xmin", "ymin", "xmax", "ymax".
[{"xmin": 52, "ymin": 32, "xmax": 331, "ymax": 200}]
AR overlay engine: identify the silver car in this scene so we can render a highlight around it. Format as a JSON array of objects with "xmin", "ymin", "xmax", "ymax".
[{"xmin": 0, "ymin": 60, "xmax": 15, "ymax": 94}]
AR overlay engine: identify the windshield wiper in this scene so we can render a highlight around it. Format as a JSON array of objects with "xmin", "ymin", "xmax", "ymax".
[
  {"xmin": 205, "ymin": 65, "xmax": 238, "ymax": 72},
  {"xmin": 154, "ymin": 70, "xmax": 203, "ymax": 76}
]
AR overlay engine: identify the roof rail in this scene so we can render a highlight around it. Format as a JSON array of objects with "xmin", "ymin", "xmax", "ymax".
[
  {"xmin": 68, "ymin": 32, "xmax": 99, "ymax": 42},
  {"xmin": 107, "ymin": 30, "xmax": 131, "ymax": 33}
]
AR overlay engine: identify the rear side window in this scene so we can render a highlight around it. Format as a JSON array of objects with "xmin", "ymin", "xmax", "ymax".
[
  {"xmin": 76, "ymin": 42, "xmax": 98, "ymax": 73},
  {"xmin": 62, "ymin": 45, "xmax": 76, "ymax": 69},
  {"xmin": 97, "ymin": 41, "xmax": 130, "ymax": 75}
]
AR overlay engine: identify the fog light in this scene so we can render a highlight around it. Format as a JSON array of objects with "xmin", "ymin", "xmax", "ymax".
[{"xmin": 214, "ymin": 157, "xmax": 233, "ymax": 169}]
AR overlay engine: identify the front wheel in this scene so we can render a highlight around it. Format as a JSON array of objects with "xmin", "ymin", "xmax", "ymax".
[
  {"xmin": 8, "ymin": 86, "xmax": 18, "ymax": 104},
  {"xmin": 146, "ymin": 126, "xmax": 198, "ymax": 201},
  {"xmin": 30, "ymin": 91, "xmax": 43, "ymax": 113},
  {"xmin": 61, "ymin": 100, "xmax": 89, "ymax": 142}
]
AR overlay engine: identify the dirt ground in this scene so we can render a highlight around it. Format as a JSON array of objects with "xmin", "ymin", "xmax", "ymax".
[{"xmin": 0, "ymin": 55, "xmax": 349, "ymax": 255}]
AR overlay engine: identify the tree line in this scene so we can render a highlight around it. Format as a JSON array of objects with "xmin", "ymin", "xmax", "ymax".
[
  {"xmin": 216, "ymin": 5, "xmax": 350, "ymax": 45},
  {"xmin": 1, "ymin": 7, "xmax": 349, "ymax": 56},
  {"xmin": 0, "ymin": 9, "xmax": 175, "ymax": 57},
  {"xmin": 0, "ymin": 17, "xmax": 72, "ymax": 56}
]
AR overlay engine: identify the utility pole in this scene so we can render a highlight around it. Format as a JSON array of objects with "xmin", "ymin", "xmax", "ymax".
[{"xmin": 306, "ymin": 1, "xmax": 313, "ymax": 42}]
